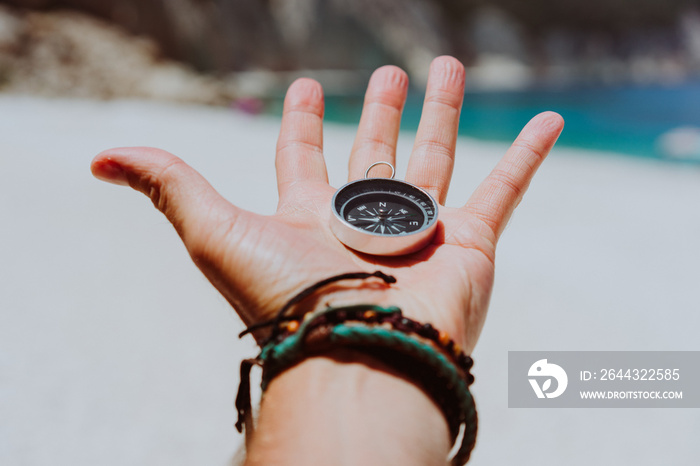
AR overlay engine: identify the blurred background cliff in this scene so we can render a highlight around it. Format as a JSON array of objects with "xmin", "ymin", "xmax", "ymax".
[
  {"xmin": 2, "ymin": 0, "xmax": 700, "ymax": 159},
  {"xmin": 4, "ymin": 0, "xmax": 700, "ymax": 94}
]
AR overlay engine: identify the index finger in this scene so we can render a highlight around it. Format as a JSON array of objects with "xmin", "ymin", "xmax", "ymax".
[{"xmin": 275, "ymin": 78, "xmax": 329, "ymax": 200}]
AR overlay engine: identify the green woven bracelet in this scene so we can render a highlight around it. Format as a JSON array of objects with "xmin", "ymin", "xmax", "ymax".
[{"xmin": 241, "ymin": 304, "xmax": 477, "ymax": 465}]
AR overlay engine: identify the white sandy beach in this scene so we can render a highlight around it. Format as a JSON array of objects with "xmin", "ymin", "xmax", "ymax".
[{"xmin": 1, "ymin": 95, "xmax": 699, "ymax": 465}]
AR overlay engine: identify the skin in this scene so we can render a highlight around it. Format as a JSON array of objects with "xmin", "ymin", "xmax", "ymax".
[{"xmin": 91, "ymin": 56, "xmax": 564, "ymax": 465}]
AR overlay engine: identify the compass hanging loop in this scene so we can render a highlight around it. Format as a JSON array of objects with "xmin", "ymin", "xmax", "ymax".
[{"xmin": 364, "ymin": 161, "xmax": 396, "ymax": 180}]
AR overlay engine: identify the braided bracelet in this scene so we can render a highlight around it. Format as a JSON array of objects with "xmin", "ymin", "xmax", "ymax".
[{"xmin": 235, "ymin": 273, "xmax": 478, "ymax": 465}]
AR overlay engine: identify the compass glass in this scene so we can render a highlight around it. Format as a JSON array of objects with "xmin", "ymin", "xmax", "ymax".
[
  {"xmin": 343, "ymin": 193, "xmax": 425, "ymax": 234},
  {"xmin": 330, "ymin": 177, "xmax": 439, "ymax": 255},
  {"xmin": 333, "ymin": 178, "xmax": 437, "ymax": 236}
]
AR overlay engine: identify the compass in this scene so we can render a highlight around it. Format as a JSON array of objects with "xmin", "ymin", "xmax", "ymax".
[{"xmin": 330, "ymin": 162, "xmax": 439, "ymax": 256}]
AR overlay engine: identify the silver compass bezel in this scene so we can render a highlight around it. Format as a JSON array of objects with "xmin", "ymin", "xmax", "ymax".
[{"xmin": 330, "ymin": 177, "xmax": 439, "ymax": 256}]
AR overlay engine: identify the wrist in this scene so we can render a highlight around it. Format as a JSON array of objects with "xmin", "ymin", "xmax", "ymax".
[
  {"xmin": 245, "ymin": 348, "xmax": 451, "ymax": 466},
  {"xmin": 236, "ymin": 272, "xmax": 477, "ymax": 465}
]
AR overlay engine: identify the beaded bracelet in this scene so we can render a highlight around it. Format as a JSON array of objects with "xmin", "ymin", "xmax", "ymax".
[{"xmin": 235, "ymin": 273, "xmax": 478, "ymax": 465}]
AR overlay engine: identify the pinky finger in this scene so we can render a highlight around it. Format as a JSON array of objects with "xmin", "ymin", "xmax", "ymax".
[{"xmin": 464, "ymin": 112, "xmax": 564, "ymax": 239}]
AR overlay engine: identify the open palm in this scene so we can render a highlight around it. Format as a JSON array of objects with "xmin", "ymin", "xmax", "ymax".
[{"xmin": 92, "ymin": 56, "xmax": 563, "ymax": 352}]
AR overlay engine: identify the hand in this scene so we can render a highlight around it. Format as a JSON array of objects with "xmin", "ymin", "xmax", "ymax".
[{"xmin": 91, "ymin": 56, "xmax": 563, "ymax": 352}]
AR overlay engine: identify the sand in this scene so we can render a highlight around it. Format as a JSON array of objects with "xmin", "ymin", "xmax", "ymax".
[{"xmin": 1, "ymin": 94, "xmax": 699, "ymax": 465}]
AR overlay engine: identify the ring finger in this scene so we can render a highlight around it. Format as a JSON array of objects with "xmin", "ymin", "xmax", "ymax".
[{"xmin": 405, "ymin": 56, "xmax": 465, "ymax": 204}]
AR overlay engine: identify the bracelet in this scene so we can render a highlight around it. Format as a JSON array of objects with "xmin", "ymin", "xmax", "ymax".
[{"xmin": 235, "ymin": 273, "xmax": 478, "ymax": 465}]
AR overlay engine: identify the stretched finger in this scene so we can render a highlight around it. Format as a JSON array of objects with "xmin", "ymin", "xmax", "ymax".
[
  {"xmin": 405, "ymin": 56, "xmax": 465, "ymax": 204},
  {"xmin": 348, "ymin": 65, "xmax": 408, "ymax": 180},
  {"xmin": 275, "ymin": 78, "xmax": 328, "ymax": 198},
  {"xmin": 464, "ymin": 112, "xmax": 565, "ymax": 239},
  {"xmin": 91, "ymin": 146, "xmax": 241, "ymax": 251}
]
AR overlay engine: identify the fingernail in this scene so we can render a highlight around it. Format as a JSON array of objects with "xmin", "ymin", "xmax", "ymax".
[{"xmin": 92, "ymin": 159, "xmax": 129, "ymax": 186}]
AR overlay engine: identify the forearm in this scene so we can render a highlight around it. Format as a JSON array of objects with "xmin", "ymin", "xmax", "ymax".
[{"xmin": 244, "ymin": 348, "xmax": 451, "ymax": 466}]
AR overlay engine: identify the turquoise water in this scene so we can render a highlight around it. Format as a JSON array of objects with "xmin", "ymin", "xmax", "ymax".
[{"xmin": 276, "ymin": 82, "xmax": 700, "ymax": 162}]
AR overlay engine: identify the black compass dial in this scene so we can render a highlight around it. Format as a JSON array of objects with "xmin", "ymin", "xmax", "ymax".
[
  {"xmin": 333, "ymin": 178, "xmax": 437, "ymax": 236},
  {"xmin": 330, "ymin": 177, "xmax": 439, "ymax": 255},
  {"xmin": 343, "ymin": 193, "xmax": 425, "ymax": 234}
]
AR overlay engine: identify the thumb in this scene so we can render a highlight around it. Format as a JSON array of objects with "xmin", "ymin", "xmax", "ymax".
[{"xmin": 91, "ymin": 146, "xmax": 239, "ymax": 248}]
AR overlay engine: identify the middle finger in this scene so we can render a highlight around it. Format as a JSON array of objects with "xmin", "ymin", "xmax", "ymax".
[{"xmin": 348, "ymin": 65, "xmax": 408, "ymax": 181}]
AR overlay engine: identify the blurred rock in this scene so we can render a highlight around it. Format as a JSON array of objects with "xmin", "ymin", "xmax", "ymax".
[
  {"xmin": 657, "ymin": 126, "xmax": 700, "ymax": 161},
  {"xmin": 680, "ymin": 7, "xmax": 700, "ymax": 68},
  {"xmin": 467, "ymin": 54, "xmax": 533, "ymax": 91},
  {"xmin": 0, "ymin": 5, "xmax": 234, "ymax": 104},
  {"xmin": 328, "ymin": 0, "xmax": 445, "ymax": 85},
  {"xmin": 2, "ymin": 0, "xmax": 447, "ymax": 84},
  {"xmin": 4, "ymin": 0, "xmax": 700, "ymax": 97},
  {"xmin": 469, "ymin": 7, "xmax": 526, "ymax": 59},
  {"xmin": 465, "ymin": 7, "xmax": 532, "ymax": 90}
]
